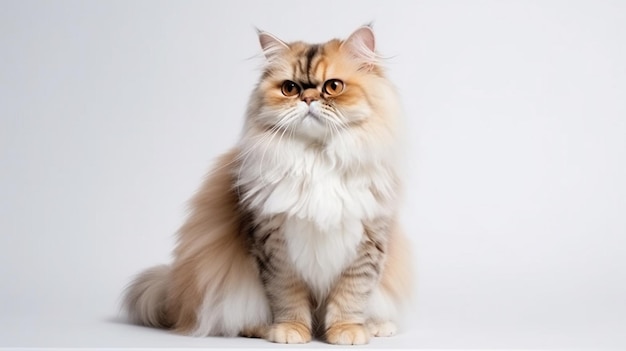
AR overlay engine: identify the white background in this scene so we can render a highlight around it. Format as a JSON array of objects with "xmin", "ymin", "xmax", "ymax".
[{"xmin": 1, "ymin": 0, "xmax": 625, "ymax": 349}]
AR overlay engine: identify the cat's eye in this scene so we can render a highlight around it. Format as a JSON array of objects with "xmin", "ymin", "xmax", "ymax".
[
  {"xmin": 281, "ymin": 80, "xmax": 301, "ymax": 97},
  {"xmin": 322, "ymin": 79, "xmax": 345, "ymax": 96}
]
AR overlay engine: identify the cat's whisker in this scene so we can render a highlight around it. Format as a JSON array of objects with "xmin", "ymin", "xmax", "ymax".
[
  {"xmin": 237, "ymin": 127, "xmax": 282, "ymax": 190},
  {"xmin": 267, "ymin": 111, "xmax": 298, "ymax": 167},
  {"xmin": 317, "ymin": 108, "xmax": 351, "ymax": 166},
  {"xmin": 274, "ymin": 117, "xmax": 294, "ymax": 164},
  {"xmin": 257, "ymin": 109, "xmax": 300, "ymax": 182},
  {"xmin": 204, "ymin": 129, "xmax": 279, "ymax": 181},
  {"xmin": 320, "ymin": 112, "xmax": 332, "ymax": 145},
  {"xmin": 257, "ymin": 128, "xmax": 282, "ymax": 184},
  {"xmin": 238, "ymin": 110, "xmax": 300, "ymax": 187},
  {"xmin": 331, "ymin": 123, "xmax": 347, "ymax": 168}
]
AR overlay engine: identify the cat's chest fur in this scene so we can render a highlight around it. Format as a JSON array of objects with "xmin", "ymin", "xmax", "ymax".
[{"xmin": 239, "ymin": 141, "xmax": 395, "ymax": 295}]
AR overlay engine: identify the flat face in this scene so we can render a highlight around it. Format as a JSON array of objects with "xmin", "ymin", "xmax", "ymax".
[{"xmin": 252, "ymin": 37, "xmax": 385, "ymax": 141}]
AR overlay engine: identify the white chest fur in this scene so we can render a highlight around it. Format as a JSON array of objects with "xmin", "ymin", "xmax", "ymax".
[
  {"xmin": 282, "ymin": 215, "xmax": 362, "ymax": 297},
  {"xmin": 238, "ymin": 138, "xmax": 396, "ymax": 295}
]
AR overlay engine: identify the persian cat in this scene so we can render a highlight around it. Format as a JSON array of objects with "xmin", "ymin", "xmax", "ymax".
[{"xmin": 123, "ymin": 26, "xmax": 413, "ymax": 345}]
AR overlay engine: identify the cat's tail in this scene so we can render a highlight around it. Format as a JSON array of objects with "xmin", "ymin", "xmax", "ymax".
[
  {"xmin": 122, "ymin": 148, "xmax": 271, "ymax": 337},
  {"xmin": 123, "ymin": 264, "xmax": 173, "ymax": 328}
]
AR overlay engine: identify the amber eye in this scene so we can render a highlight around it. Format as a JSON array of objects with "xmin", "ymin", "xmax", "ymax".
[
  {"xmin": 281, "ymin": 80, "xmax": 301, "ymax": 97},
  {"xmin": 322, "ymin": 79, "xmax": 345, "ymax": 96}
]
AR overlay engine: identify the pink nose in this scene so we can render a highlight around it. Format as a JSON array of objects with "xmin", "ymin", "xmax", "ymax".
[{"xmin": 301, "ymin": 88, "xmax": 320, "ymax": 105}]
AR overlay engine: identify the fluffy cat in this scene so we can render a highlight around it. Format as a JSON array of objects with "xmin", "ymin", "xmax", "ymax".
[{"xmin": 123, "ymin": 25, "xmax": 413, "ymax": 345}]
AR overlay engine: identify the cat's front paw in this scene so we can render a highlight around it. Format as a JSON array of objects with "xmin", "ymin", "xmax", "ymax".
[
  {"xmin": 367, "ymin": 320, "xmax": 397, "ymax": 337},
  {"xmin": 325, "ymin": 323, "xmax": 371, "ymax": 345},
  {"xmin": 266, "ymin": 322, "xmax": 311, "ymax": 344}
]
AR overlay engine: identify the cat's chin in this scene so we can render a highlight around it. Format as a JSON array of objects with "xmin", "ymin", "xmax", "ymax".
[{"xmin": 293, "ymin": 113, "xmax": 332, "ymax": 142}]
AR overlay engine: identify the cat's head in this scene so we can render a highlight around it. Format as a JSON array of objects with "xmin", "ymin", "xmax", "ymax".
[{"xmin": 245, "ymin": 26, "xmax": 400, "ymax": 144}]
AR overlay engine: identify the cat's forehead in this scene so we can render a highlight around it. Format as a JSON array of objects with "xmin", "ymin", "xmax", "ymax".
[{"xmin": 266, "ymin": 39, "xmax": 346, "ymax": 86}]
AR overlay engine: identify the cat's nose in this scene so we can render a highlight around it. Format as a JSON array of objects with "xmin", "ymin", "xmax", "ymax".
[{"xmin": 301, "ymin": 88, "xmax": 320, "ymax": 105}]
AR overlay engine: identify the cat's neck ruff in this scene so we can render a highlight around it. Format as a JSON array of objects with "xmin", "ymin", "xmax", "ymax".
[{"xmin": 237, "ymin": 130, "xmax": 399, "ymax": 227}]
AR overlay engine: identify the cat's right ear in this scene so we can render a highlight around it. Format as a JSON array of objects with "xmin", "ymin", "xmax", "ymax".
[{"xmin": 257, "ymin": 30, "xmax": 289, "ymax": 60}]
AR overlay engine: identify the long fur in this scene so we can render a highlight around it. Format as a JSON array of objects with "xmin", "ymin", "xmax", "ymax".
[{"xmin": 123, "ymin": 26, "xmax": 413, "ymax": 345}]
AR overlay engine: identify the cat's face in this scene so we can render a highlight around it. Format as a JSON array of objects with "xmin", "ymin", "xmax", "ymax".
[{"xmin": 249, "ymin": 27, "xmax": 386, "ymax": 142}]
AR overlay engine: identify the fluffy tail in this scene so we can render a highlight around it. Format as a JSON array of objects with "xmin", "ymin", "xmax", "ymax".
[
  {"xmin": 122, "ymin": 149, "xmax": 270, "ymax": 336},
  {"xmin": 123, "ymin": 264, "xmax": 172, "ymax": 328}
]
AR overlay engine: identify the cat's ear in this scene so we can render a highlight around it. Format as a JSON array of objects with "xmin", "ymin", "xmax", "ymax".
[
  {"xmin": 341, "ymin": 25, "xmax": 378, "ymax": 70},
  {"xmin": 257, "ymin": 30, "xmax": 289, "ymax": 60}
]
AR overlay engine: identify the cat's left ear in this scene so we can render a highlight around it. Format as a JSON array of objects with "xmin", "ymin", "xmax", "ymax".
[
  {"xmin": 341, "ymin": 25, "xmax": 378, "ymax": 70},
  {"xmin": 257, "ymin": 30, "xmax": 289, "ymax": 60}
]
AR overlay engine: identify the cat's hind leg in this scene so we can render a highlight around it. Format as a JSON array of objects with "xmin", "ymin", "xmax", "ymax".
[
  {"xmin": 365, "ymin": 286, "xmax": 399, "ymax": 337},
  {"xmin": 365, "ymin": 223, "xmax": 414, "ymax": 338}
]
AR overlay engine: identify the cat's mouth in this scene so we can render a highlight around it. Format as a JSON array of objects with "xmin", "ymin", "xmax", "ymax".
[
  {"xmin": 292, "ymin": 111, "xmax": 329, "ymax": 140},
  {"xmin": 288, "ymin": 103, "xmax": 336, "ymax": 140},
  {"xmin": 304, "ymin": 103, "xmax": 326, "ymax": 123},
  {"xmin": 305, "ymin": 112, "xmax": 322, "ymax": 122}
]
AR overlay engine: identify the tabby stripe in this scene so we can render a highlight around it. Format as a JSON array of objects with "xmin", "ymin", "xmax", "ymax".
[
  {"xmin": 311, "ymin": 54, "xmax": 324, "ymax": 79},
  {"xmin": 305, "ymin": 44, "xmax": 320, "ymax": 85},
  {"xmin": 257, "ymin": 229, "xmax": 275, "ymax": 246}
]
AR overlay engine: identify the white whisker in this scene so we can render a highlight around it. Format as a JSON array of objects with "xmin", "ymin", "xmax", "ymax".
[{"xmin": 257, "ymin": 109, "xmax": 300, "ymax": 184}]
